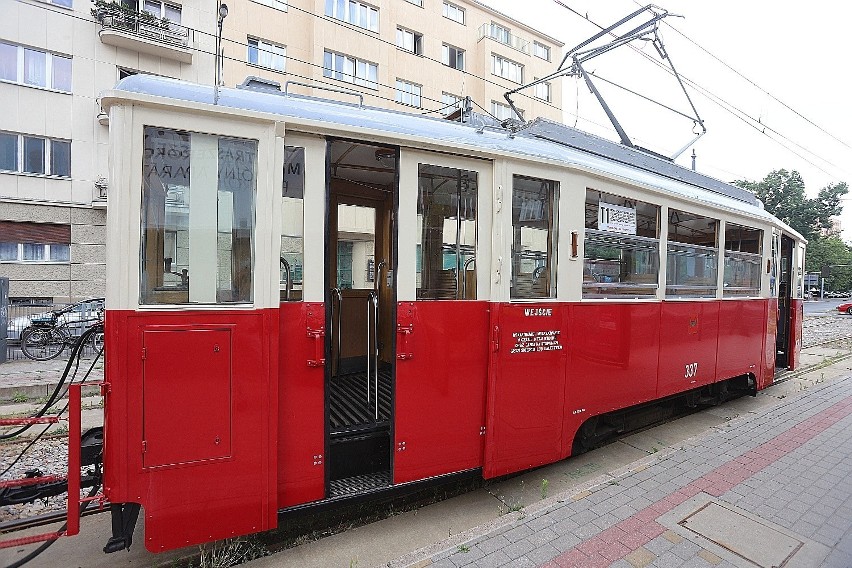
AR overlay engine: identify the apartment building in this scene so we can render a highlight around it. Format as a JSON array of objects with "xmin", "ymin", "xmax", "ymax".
[{"xmin": 0, "ymin": 0, "xmax": 562, "ymax": 303}]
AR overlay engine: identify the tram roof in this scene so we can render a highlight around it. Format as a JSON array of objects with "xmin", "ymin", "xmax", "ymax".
[{"xmin": 106, "ymin": 75, "xmax": 803, "ymax": 240}]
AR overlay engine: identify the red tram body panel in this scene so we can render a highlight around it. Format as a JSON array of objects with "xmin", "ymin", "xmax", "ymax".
[
  {"xmin": 277, "ymin": 302, "xmax": 325, "ymax": 508},
  {"xmin": 394, "ymin": 301, "xmax": 489, "ymax": 484},
  {"xmin": 104, "ymin": 310, "xmax": 278, "ymax": 551}
]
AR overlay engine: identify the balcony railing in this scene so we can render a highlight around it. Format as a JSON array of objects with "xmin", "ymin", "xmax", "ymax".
[
  {"xmin": 96, "ymin": 9, "xmax": 191, "ymax": 48},
  {"xmin": 478, "ymin": 23, "xmax": 530, "ymax": 55}
]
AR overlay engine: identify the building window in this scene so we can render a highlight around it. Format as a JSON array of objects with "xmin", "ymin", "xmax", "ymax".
[
  {"xmin": 325, "ymin": 0, "xmax": 379, "ymax": 32},
  {"xmin": 491, "ymin": 101, "xmax": 522, "ymax": 121},
  {"xmin": 441, "ymin": 44, "xmax": 465, "ymax": 70},
  {"xmin": 247, "ymin": 38, "xmax": 286, "ymax": 72},
  {"xmin": 533, "ymin": 41, "xmax": 550, "ymax": 61},
  {"xmin": 252, "ymin": 0, "xmax": 287, "ymax": 10},
  {"xmin": 533, "ymin": 79, "xmax": 551, "ymax": 102},
  {"xmin": 0, "ymin": 132, "xmax": 70, "ymax": 177},
  {"xmin": 491, "ymin": 54, "xmax": 523, "ymax": 83},
  {"xmin": 47, "ymin": 0, "xmax": 73, "ymax": 7},
  {"xmin": 0, "ymin": 42, "xmax": 71, "ymax": 92},
  {"xmin": 396, "ymin": 27, "xmax": 423, "ymax": 55},
  {"xmin": 142, "ymin": 0, "xmax": 182, "ymax": 22},
  {"xmin": 323, "ymin": 50, "xmax": 378, "ymax": 90},
  {"xmin": 442, "ymin": 92, "xmax": 464, "ymax": 112},
  {"xmin": 395, "ymin": 79, "xmax": 421, "ymax": 107},
  {"xmin": 442, "ymin": 1, "xmax": 464, "ymax": 24},
  {"xmin": 489, "ymin": 22, "xmax": 511, "ymax": 45},
  {"xmin": 404, "ymin": 0, "xmax": 422, "ymax": 6},
  {"xmin": 0, "ymin": 221, "xmax": 71, "ymax": 263}
]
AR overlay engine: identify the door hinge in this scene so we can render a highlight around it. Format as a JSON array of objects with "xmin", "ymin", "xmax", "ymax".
[
  {"xmin": 141, "ymin": 440, "xmax": 147, "ymax": 454},
  {"xmin": 141, "ymin": 347, "xmax": 147, "ymax": 360}
]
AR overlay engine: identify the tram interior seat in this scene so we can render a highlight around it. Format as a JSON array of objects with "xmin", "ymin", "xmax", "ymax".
[
  {"xmin": 417, "ymin": 269, "xmax": 457, "ymax": 299},
  {"xmin": 512, "ymin": 273, "xmax": 548, "ymax": 297}
]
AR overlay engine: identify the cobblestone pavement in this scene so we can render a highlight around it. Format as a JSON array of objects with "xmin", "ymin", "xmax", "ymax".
[{"xmin": 392, "ymin": 376, "xmax": 852, "ymax": 568}]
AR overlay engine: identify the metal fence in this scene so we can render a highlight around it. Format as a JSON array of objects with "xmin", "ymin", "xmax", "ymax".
[{"xmin": 4, "ymin": 301, "xmax": 104, "ymax": 362}]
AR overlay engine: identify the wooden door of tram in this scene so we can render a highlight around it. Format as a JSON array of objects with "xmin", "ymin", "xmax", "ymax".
[{"xmin": 325, "ymin": 139, "xmax": 397, "ymax": 496}]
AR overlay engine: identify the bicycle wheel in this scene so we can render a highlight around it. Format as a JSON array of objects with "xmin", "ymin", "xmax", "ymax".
[
  {"xmin": 21, "ymin": 327, "xmax": 70, "ymax": 361},
  {"xmin": 88, "ymin": 330, "xmax": 105, "ymax": 355}
]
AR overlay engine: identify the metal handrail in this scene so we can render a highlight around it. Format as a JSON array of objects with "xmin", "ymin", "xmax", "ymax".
[
  {"xmin": 366, "ymin": 290, "xmax": 373, "ymax": 405},
  {"xmin": 330, "ymin": 288, "xmax": 342, "ymax": 376},
  {"xmin": 462, "ymin": 257, "xmax": 476, "ymax": 299},
  {"xmin": 98, "ymin": 10, "xmax": 192, "ymax": 48},
  {"xmin": 280, "ymin": 257, "xmax": 292, "ymax": 301},
  {"xmin": 369, "ymin": 291, "xmax": 380, "ymax": 420}
]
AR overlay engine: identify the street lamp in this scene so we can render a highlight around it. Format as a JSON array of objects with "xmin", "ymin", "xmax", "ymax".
[{"xmin": 214, "ymin": 2, "xmax": 229, "ymax": 105}]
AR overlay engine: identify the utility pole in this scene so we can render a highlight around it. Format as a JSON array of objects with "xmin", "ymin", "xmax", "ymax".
[{"xmin": 691, "ymin": 148, "xmax": 696, "ymax": 171}]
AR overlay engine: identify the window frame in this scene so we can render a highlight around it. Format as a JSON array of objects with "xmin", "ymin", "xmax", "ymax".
[
  {"xmin": 395, "ymin": 78, "xmax": 422, "ymax": 108},
  {"xmin": 582, "ymin": 189, "xmax": 661, "ymax": 300},
  {"xmin": 441, "ymin": 43, "xmax": 465, "ymax": 70},
  {"xmin": 325, "ymin": 0, "xmax": 379, "ymax": 32},
  {"xmin": 491, "ymin": 101, "xmax": 522, "ymax": 121},
  {"xmin": 491, "ymin": 53, "xmax": 523, "ymax": 84},
  {"xmin": 0, "ymin": 242, "xmax": 70, "ymax": 263},
  {"xmin": 0, "ymin": 42, "xmax": 72, "ymax": 93},
  {"xmin": 247, "ymin": 37, "xmax": 287, "ymax": 73},
  {"xmin": 533, "ymin": 41, "xmax": 551, "ymax": 61},
  {"xmin": 323, "ymin": 49, "xmax": 379, "ymax": 90},
  {"xmin": 510, "ymin": 174, "xmax": 559, "ymax": 300},
  {"xmin": 533, "ymin": 79, "xmax": 551, "ymax": 102},
  {"xmin": 251, "ymin": 0, "xmax": 287, "ymax": 11},
  {"xmin": 665, "ymin": 208, "xmax": 720, "ymax": 299},
  {"xmin": 396, "ymin": 27, "xmax": 423, "ymax": 55},
  {"xmin": 0, "ymin": 132, "xmax": 70, "ymax": 178},
  {"xmin": 442, "ymin": 1, "xmax": 465, "ymax": 24}
]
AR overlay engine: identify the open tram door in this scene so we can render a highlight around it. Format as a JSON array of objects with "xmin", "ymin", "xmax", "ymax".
[
  {"xmin": 775, "ymin": 233, "xmax": 803, "ymax": 369},
  {"xmin": 325, "ymin": 139, "xmax": 397, "ymax": 496}
]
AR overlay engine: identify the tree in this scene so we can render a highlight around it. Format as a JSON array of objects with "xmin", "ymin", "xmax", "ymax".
[
  {"xmin": 805, "ymin": 236, "xmax": 852, "ymax": 292},
  {"xmin": 734, "ymin": 170, "xmax": 847, "ymax": 241}
]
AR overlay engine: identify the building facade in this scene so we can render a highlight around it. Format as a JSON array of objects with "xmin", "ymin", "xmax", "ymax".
[{"xmin": 0, "ymin": 0, "xmax": 562, "ymax": 303}]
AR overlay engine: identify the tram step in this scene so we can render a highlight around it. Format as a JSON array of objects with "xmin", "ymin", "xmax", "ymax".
[{"xmin": 329, "ymin": 471, "xmax": 390, "ymax": 498}]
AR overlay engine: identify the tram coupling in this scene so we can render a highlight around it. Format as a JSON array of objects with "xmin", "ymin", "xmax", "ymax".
[{"xmin": 0, "ymin": 427, "xmax": 103, "ymax": 507}]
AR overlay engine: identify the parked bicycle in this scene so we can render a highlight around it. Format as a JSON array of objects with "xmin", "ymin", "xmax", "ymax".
[{"xmin": 19, "ymin": 299, "xmax": 105, "ymax": 361}]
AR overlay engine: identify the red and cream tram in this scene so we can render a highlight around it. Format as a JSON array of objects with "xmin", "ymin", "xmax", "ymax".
[{"xmin": 96, "ymin": 74, "xmax": 804, "ymax": 553}]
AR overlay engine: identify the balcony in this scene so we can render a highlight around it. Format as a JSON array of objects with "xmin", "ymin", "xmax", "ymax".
[
  {"xmin": 478, "ymin": 23, "xmax": 530, "ymax": 55},
  {"xmin": 95, "ymin": 8, "xmax": 193, "ymax": 63}
]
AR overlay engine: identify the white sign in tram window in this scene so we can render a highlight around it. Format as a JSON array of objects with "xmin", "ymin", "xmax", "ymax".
[{"xmin": 598, "ymin": 202, "xmax": 637, "ymax": 235}]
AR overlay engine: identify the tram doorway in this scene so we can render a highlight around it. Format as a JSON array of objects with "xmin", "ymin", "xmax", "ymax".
[
  {"xmin": 325, "ymin": 139, "xmax": 397, "ymax": 497},
  {"xmin": 776, "ymin": 234, "xmax": 795, "ymax": 367}
]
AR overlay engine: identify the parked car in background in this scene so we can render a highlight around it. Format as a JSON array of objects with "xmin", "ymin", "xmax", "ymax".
[
  {"xmin": 6, "ymin": 298, "xmax": 104, "ymax": 343},
  {"xmin": 837, "ymin": 301, "xmax": 852, "ymax": 314}
]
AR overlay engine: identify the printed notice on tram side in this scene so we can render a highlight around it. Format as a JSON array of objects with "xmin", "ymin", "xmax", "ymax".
[{"xmin": 510, "ymin": 330, "xmax": 563, "ymax": 354}]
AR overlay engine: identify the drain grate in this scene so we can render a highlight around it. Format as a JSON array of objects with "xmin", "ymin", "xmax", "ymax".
[{"xmin": 679, "ymin": 502, "xmax": 804, "ymax": 567}]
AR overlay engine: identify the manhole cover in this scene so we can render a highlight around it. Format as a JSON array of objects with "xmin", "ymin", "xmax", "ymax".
[{"xmin": 679, "ymin": 502, "xmax": 804, "ymax": 567}]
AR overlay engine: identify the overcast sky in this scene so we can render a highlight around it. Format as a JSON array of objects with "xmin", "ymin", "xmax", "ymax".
[{"xmin": 484, "ymin": 0, "xmax": 852, "ymax": 239}]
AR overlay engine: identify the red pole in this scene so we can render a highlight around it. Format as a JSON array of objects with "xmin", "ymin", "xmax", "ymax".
[{"xmin": 66, "ymin": 384, "xmax": 81, "ymax": 536}]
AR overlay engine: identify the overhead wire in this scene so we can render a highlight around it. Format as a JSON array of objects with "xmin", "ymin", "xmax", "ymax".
[{"xmin": 551, "ymin": 0, "xmax": 845, "ymax": 180}]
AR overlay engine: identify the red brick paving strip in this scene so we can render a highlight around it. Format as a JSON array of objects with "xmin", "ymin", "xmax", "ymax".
[{"xmin": 540, "ymin": 396, "xmax": 852, "ymax": 568}]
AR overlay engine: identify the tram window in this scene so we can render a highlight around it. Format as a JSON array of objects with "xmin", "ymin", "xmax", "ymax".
[
  {"xmin": 511, "ymin": 175, "xmax": 557, "ymax": 299},
  {"xmin": 583, "ymin": 189, "xmax": 659, "ymax": 299},
  {"xmin": 665, "ymin": 209, "xmax": 719, "ymax": 298},
  {"xmin": 281, "ymin": 146, "xmax": 304, "ymax": 301},
  {"xmin": 416, "ymin": 164, "xmax": 477, "ymax": 299},
  {"xmin": 140, "ymin": 127, "xmax": 257, "ymax": 305},
  {"xmin": 723, "ymin": 223, "xmax": 762, "ymax": 297}
]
